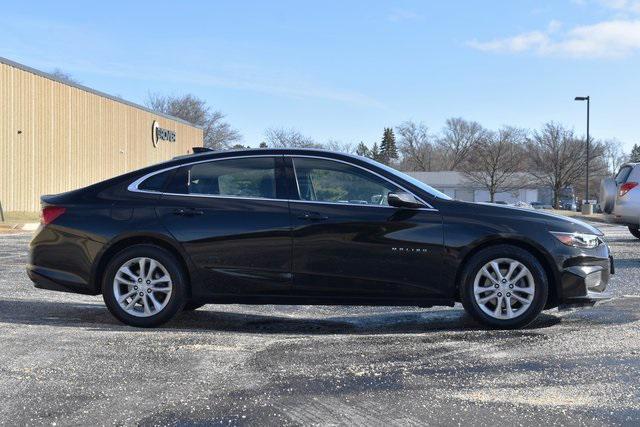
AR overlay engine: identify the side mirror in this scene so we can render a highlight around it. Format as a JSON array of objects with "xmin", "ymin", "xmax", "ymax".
[{"xmin": 387, "ymin": 191, "xmax": 423, "ymax": 209}]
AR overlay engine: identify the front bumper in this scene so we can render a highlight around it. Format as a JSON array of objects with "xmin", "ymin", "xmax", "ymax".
[{"xmin": 558, "ymin": 257, "xmax": 613, "ymax": 309}]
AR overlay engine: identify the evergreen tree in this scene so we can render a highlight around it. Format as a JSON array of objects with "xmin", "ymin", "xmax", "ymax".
[
  {"xmin": 630, "ymin": 144, "xmax": 640, "ymax": 163},
  {"xmin": 356, "ymin": 141, "xmax": 371, "ymax": 158},
  {"xmin": 371, "ymin": 143, "xmax": 381, "ymax": 162},
  {"xmin": 380, "ymin": 127, "xmax": 399, "ymax": 164}
]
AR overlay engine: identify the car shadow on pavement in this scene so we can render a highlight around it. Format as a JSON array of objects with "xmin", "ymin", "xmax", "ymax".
[{"xmin": 0, "ymin": 297, "xmax": 569, "ymax": 334}]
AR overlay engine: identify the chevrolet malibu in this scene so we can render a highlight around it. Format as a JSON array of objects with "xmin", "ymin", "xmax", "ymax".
[{"xmin": 28, "ymin": 148, "xmax": 613, "ymax": 328}]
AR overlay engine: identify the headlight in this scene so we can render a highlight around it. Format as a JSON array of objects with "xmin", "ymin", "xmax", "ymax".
[{"xmin": 550, "ymin": 231, "xmax": 600, "ymax": 249}]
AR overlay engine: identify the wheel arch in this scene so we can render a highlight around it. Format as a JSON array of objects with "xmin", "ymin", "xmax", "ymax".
[
  {"xmin": 91, "ymin": 233, "xmax": 194, "ymax": 297},
  {"xmin": 454, "ymin": 237, "xmax": 559, "ymax": 309}
]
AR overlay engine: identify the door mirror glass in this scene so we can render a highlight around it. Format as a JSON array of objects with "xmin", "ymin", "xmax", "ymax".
[{"xmin": 388, "ymin": 191, "xmax": 423, "ymax": 209}]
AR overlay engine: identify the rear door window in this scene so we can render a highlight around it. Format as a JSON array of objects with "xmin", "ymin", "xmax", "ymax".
[{"xmin": 164, "ymin": 157, "xmax": 282, "ymax": 200}]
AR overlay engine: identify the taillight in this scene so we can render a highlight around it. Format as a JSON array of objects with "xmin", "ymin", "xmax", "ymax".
[
  {"xmin": 619, "ymin": 182, "xmax": 638, "ymax": 197},
  {"xmin": 41, "ymin": 206, "xmax": 66, "ymax": 225}
]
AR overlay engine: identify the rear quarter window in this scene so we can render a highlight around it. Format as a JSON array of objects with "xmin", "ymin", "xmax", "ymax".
[{"xmin": 137, "ymin": 170, "xmax": 174, "ymax": 192}]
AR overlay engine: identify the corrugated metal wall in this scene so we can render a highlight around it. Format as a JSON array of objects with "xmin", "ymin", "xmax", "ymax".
[{"xmin": 0, "ymin": 61, "xmax": 203, "ymax": 213}]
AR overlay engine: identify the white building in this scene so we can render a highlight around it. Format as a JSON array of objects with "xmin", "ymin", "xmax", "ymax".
[{"xmin": 406, "ymin": 171, "xmax": 553, "ymax": 204}]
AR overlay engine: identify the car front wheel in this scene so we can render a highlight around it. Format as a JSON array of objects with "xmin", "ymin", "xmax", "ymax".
[
  {"xmin": 460, "ymin": 245, "xmax": 549, "ymax": 329},
  {"xmin": 628, "ymin": 226, "xmax": 640, "ymax": 240},
  {"xmin": 102, "ymin": 244, "xmax": 187, "ymax": 327}
]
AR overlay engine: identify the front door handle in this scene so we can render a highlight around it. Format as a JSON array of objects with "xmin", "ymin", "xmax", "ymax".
[
  {"xmin": 298, "ymin": 211, "xmax": 329, "ymax": 221},
  {"xmin": 173, "ymin": 208, "xmax": 204, "ymax": 216}
]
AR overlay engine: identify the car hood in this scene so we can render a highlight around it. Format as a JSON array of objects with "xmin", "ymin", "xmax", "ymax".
[{"xmin": 474, "ymin": 203, "xmax": 603, "ymax": 236}]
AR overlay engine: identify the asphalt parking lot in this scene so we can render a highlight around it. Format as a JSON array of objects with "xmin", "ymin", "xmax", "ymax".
[{"xmin": 0, "ymin": 222, "xmax": 639, "ymax": 426}]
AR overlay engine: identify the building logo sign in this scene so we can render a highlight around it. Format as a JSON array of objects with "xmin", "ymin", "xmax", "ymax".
[{"xmin": 151, "ymin": 121, "xmax": 176, "ymax": 147}]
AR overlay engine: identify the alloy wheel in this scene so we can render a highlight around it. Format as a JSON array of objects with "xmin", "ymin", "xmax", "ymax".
[
  {"xmin": 113, "ymin": 257, "xmax": 173, "ymax": 317},
  {"xmin": 473, "ymin": 258, "xmax": 535, "ymax": 320}
]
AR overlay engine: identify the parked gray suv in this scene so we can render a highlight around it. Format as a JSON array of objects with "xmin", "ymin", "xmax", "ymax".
[{"xmin": 601, "ymin": 162, "xmax": 640, "ymax": 239}]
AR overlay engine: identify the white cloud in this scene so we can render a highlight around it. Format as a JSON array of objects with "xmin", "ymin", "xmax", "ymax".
[
  {"xmin": 388, "ymin": 9, "xmax": 422, "ymax": 23},
  {"xmin": 468, "ymin": 31, "xmax": 550, "ymax": 53},
  {"xmin": 547, "ymin": 20, "xmax": 563, "ymax": 33},
  {"xmin": 468, "ymin": 19, "xmax": 640, "ymax": 58},
  {"xmin": 597, "ymin": 0, "xmax": 640, "ymax": 13}
]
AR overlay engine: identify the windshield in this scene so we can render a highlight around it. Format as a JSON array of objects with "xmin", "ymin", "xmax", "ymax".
[{"xmin": 358, "ymin": 157, "xmax": 452, "ymax": 200}]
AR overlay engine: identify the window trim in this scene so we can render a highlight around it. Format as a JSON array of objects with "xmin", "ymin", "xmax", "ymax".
[{"xmin": 127, "ymin": 154, "xmax": 436, "ymax": 210}]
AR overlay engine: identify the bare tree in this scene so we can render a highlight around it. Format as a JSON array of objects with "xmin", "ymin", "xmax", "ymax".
[
  {"xmin": 438, "ymin": 118, "xmax": 486, "ymax": 170},
  {"xmin": 573, "ymin": 139, "xmax": 609, "ymax": 202},
  {"xmin": 203, "ymin": 110, "xmax": 242, "ymax": 150},
  {"xmin": 324, "ymin": 139, "xmax": 356, "ymax": 154},
  {"xmin": 462, "ymin": 127, "xmax": 527, "ymax": 202},
  {"xmin": 526, "ymin": 122, "xmax": 600, "ymax": 208},
  {"xmin": 263, "ymin": 128, "xmax": 322, "ymax": 148},
  {"xmin": 145, "ymin": 93, "xmax": 241, "ymax": 150},
  {"xmin": 602, "ymin": 139, "xmax": 627, "ymax": 175},
  {"xmin": 395, "ymin": 121, "xmax": 434, "ymax": 171},
  {"xmin": 50, "ymin": 68, "xmax": 79, "ymax": 84}
]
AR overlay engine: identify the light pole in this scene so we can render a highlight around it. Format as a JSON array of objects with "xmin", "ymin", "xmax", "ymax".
[{"xmin": 575, "ymin": 96, "xmax": 590, "ymax": 212}]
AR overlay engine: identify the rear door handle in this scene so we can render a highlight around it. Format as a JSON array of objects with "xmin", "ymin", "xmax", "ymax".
[
  {"xmin": 298, "ymin": 211, "xmax": 328, "ymax": 221},
  {"xmin": 173, "ymin": 208, "xmax": 204, "ymax": 216}
]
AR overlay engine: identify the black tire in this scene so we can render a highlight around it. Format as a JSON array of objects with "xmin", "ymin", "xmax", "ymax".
[
  {"xmin": 183, "ymin": 302, "xmax": 206, "ymax": 311},
  {"xmin": 600, "ymin": 177, "xmax": 617, "ymax": 214},
  {"xmin": 460, "ymin": 245, "xmax": 549, "ymax": 329},
  {"xmin": 102, "ymin": 244, "xmax": 187, "ymax": 327},
  {"xmin": 629, "ymin": 226, "xmax": 640, "ymax": 240}
]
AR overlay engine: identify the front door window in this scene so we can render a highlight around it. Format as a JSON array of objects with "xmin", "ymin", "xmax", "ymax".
[{"xmin": 292, "ymin": 157, "xmax": 399, "ymax": 206}]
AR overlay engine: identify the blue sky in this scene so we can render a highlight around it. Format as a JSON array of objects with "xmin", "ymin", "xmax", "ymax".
[{"xmin": 1, "ymin": 0, "xmax": 639, "ymax": 150}]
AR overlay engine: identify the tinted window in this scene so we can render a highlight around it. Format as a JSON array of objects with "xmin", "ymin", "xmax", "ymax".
[
  {"xmin": 292, "ymin": 157, "xmax": 399, "ymax": 206},
  {"xmin": 138, "ymin": 170, "xmax": 173, "ymax": 192},
  {"xmin": 166, "ymin": 157, "xmax": 278, "ymax": 199},
  {"xmin": 615, "ymin": 166, "xmax": 633, "ymax": 184}
]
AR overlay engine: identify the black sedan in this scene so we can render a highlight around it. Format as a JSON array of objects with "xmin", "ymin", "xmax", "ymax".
[{"xmin": 28, "ymin": 148, "xmax": 612, "ymax": 328}]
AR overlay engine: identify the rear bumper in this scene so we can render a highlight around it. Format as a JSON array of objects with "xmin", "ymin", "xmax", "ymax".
[
  {"xmin": 27, "ymin": 264, "xmax": 98, "ymax": 295},
  {"xmin": 610, "ymin": 204, "xmax": 640, "ymax": 226},
  {"xmin": 28, "ymin": 224, "xmax": 105, "ymax": 296}
]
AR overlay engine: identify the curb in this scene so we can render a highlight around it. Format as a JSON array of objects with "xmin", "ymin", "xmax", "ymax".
[{"xmin": 0, "ymin": 222, "xmax": 39, "ymax": 232}]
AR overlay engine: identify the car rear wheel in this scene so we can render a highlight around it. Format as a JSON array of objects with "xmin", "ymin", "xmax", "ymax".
[
  {"xmin": 629, "ymin": 226, "xmax": 640, "ymax": 240},
  {"xmin": 460, "ymin": 245, "xmax": 549, "ymax": 329},
  {"xmin": 102, "ymin": 245, "xmax": 187, "ymax": 327}
]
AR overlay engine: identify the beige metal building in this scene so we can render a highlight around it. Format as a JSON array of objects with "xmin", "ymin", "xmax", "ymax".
[{"xmin": 0, "ymin": 57, "xmax": 203, "ymax": 214}]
